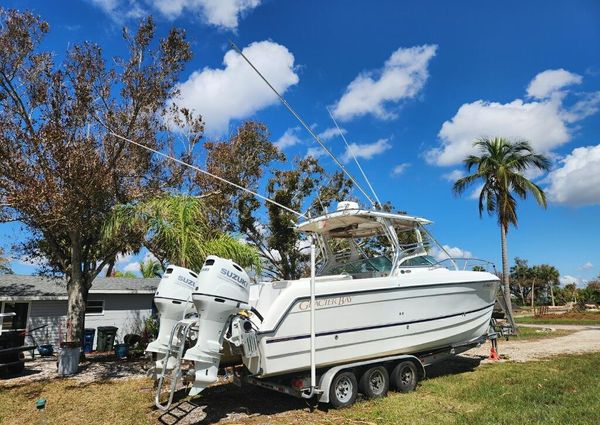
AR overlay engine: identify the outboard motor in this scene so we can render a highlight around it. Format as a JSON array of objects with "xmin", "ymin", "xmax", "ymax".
[
  {"xmin": 146, "ymin": 266, "xmax": 198, "ymax": 371},
  {"xmin": 184, "ymin": 256, "xmax": 251, "ymax": 395}
]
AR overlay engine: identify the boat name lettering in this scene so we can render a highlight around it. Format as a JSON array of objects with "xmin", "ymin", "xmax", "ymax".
[
  {"xmin": 220, "ymin": 268, "xmax": 248, "ymax": 289},
  {"xmin": 298, "ymin": 296, "xmax": 352, "ymax": 311}
]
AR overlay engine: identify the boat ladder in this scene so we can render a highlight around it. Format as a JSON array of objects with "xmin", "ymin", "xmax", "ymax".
[{"xmin": 155, "ymin": 318, "xmax": 199, "ymax": 410}]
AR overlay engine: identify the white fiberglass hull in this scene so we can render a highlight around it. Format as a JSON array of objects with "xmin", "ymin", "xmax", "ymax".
[{"xmin": 244, "ymin": 270, "xmax": 498, "ymax": 377}]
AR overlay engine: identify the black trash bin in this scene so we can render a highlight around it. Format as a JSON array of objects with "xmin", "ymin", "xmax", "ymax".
[
  {"xmin": 96, "ymin": 326, "xmax": 118, "ymax": 352},
  {"xmin": 83, "ymin": 328, "xmax": 95, "ymax": 353}
]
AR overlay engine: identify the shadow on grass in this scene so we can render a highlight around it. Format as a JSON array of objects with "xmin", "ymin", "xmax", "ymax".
[
  {"xmin": 154, "ymin": 356, "xmax": 486, "ymax": 424},
  {"xmin": 155, "ymin": 382, "xmax": 309, "ymax": 424},
  {"xmin": 425, "ymin": 355, "xmax": 484, "ymax": 379}
]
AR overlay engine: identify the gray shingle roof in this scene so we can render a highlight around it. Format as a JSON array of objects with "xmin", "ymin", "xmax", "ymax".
[{"xmin": 0, "ymin": 274, "xmax": 159, "ymax": 300}]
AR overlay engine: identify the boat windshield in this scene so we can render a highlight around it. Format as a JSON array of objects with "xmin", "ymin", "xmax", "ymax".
[
  {"xmin": 329, "ymin": 255, "xmax": 392, "ymax": 275},
  {"xmin": 298, "ymin": 207, "xmax": 436, "ymax": 278}
]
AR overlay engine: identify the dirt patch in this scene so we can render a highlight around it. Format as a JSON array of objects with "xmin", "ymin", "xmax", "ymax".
[{"xmin": 0, "ymin": 353, "xmax": 149, "ymax": 388}]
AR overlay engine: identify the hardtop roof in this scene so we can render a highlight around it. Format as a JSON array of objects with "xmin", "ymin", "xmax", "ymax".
[{"xmin": 296, "ymin": 208, "xmax": 432, "ymax": 238}]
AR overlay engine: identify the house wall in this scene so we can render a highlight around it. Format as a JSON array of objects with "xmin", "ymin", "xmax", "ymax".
[
  {"xmin": 26, "ymin": 293, "xmax": 154, "ymax": 352},
  {"xmin": 28, "ymin": 300, "xmax": 68, "ymax": 349},
  {"xmin": 85, "ymin": 293, "xmax": 154, "ymax": 348}
]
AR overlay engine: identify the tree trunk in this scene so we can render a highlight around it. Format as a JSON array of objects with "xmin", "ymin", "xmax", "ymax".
[
  {"xmin": 500, "ymin": 225, "xmax": 517, "ymax": 332},
  {"xmin": 105, "ymin": 259, "xmax": 115, "ymax": 277},
  {"xmin": 531, "ymin": 280, "xmax": 535, "ymax": 310},
  {"xmin": 518, "ymin": 283, "xmax": 525, "ymax": 305},
  {"xmin": 550, "ymin": 283, "xmax": 555, "ymax": 307},
  {"xmin": 66, "ymin": 231, "xmax": 88, "ymax": 349}
]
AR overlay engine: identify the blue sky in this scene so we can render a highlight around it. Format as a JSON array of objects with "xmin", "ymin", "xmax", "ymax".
[{"xmin": 1, "ymin": 0, "xmax": 599, "ymax": 284}]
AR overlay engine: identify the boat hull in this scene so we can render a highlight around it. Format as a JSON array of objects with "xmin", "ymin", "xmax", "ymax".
[{"xmin": 245, "ymin": 273, "xmax": 498, "ymax": 377}]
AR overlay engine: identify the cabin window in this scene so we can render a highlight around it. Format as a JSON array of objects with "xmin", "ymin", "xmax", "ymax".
[
  {"xmin": 85, "ymin": 300, "xmax": 104, "ymax": 315},
  {"xmin": 0, "ymin": 302, "xmax": 30, "ymax": 333}
]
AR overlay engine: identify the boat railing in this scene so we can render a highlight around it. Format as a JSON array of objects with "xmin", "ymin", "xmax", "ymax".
[{"xmin": 430, "ymin": 257, "xmax": 497, "ymax": 273}]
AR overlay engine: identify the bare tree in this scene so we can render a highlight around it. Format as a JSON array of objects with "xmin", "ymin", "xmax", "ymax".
[{"xmin": 0, "ymin": 10, "xmax": 200, "ymax": 346}]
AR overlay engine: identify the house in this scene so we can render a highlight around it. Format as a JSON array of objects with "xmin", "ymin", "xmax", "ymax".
[{"xmin": 0, "ymin": 274, "xmax": 160, "ymax": 352}]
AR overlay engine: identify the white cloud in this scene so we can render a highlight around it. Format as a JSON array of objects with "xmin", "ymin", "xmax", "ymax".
[
  {"xmin": 89, "ymin": 0, "xmax": 148, "ymax": 22},
  {"xmin": 579, "ymin": 262, "xmax": 593, "ymax": 271},
  {"xmin": 305, "ymin": 146, "xmax": 326, "ymax": 159},
  {"xmin": 274, "ymin": 127, "xmax": 302, "ymax": 150},
  {"xmin": 391, "ymin": 163, "xmax": 410, "ymax": 176},
  {"xmin": 318, "ymin": 127, "xmax": 345, "ymax": 141},
  {"xmin": 143, "ymin": 251, "xmax": 159, "ymax": 263},
  {"xmin": 430, "ymin": 244, "xmax": 473, "ymax": 261},
  {"xmin": 174, "ymin": 41, "xmax": 299, "ymax": 135},
  {"xmin": 468, "ymin": 183, "xmax": 484, "ymax": 200},
  {"xmin": 427, "ymin": 69, "xmax": 600, "ymax": 166},
  {"xmin": 559, "ymin": 275, "xmax": 581, "ymax": 286},
  {"xmin": 90, "ymin": 0, "xmax": 261, "ymax": 29},
  {"xmin": 332, "ymin": 45, "xmax": 437, "ymax": 121},
  {"xmin": 442, "ymin": 169, "xmax": 465, "ymax": 182},
  {"xmin": 123, "ymin": 262, "xmax": 140, "ymax": 273},
  {"xmin": 545, "ymin": 144, "xmax": 600, "ymax": 206},
  {"xmin": 341, "ymin": 138, "xmax": 391, "ymax": 162},
  {"xmin": 526, "ymin": 69, "xmax": 582, "ymax": 99},
  {"xmin": 116, "ymin": 253, "xmax": 134, "ymax": 265}
]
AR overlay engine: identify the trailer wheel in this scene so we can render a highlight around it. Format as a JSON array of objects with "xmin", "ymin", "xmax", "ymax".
[
  {"xmin": 329, "ymin": 371, "xmax": 358, "ymax": 408},
  {"xmin": 391, "ymin": 361, "xmax": 418, "ymax": 393},
  {"xmin": 359, "ymin": 366, "xmax": 389, "ymax": 399}
]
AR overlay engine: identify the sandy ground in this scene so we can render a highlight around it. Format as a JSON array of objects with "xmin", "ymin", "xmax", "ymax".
[{"xmin": 465, "ymin": 324, "xmax": 600, "ymax": 363}]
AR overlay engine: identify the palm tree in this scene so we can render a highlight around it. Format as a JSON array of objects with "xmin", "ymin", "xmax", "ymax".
[
  {"xmin": 535, "ymin": 264, "xmax": 560, "ymax": 307},
  {"xmin": 104, "ymin": 195, "xmax": 261, "ymax": 273},
  {"xmin": 453, "ymin": 137, "xmax": 550, "ymax": 330},
  {"xmin": 139, "ymin": 258, "xmax": 163, "ymax": 278}
]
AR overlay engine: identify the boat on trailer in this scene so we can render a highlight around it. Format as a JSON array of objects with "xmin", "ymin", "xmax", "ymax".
[{"xmin": 147, "ymin": 201, "xmax": 500, "ymax": 408}]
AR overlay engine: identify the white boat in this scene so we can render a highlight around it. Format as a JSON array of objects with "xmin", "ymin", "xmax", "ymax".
[
  {"xmin": 149, "ymin": 200, "xmax": 500, "ymax": 409},
  {"xmin": 240, "ymin": 202, "xmax": 499, "ymax": 377}
]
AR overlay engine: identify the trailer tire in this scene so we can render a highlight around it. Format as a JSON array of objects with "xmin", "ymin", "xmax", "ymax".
[
  {"xmin": 391, "ymin": 361, "xmax": 418, "ymax": 393},
  {"xmin": 359, "ymin": 366, "xmax": 389, "ymax": 399},
  {"xmin": 329, "ymin": 371, "xmax": 358, "ymax": 409}
]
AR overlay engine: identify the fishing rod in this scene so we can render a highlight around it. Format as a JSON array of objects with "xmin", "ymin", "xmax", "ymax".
[
  {"xmin": 229, "ymin": 41, "xmax": 377, "ymax": 208},
  {"xmin": 93, "ymin": 115, "xmax": 307, "ymax": 219},
  {"xmin": 326, "ymin": 108, "xmax": 382, "ymax": 208}
]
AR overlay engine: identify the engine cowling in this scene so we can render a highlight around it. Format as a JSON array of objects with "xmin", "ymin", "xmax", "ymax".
[
  {"xmin": 146, "ymin": 265, "xmax": 198, "ymax": 371},
  {"xmin": 183, "ymin": 256, "xmax": 251, "ymax": 395}
]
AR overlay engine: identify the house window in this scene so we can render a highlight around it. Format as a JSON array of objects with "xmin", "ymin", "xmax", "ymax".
[
  {"xmin": 85, "ymin": 300, "xmax": 104, "ymax": 315},
  {"xmin": 0, "ymin": 302, "xmax": 30, "ymax": 333}
]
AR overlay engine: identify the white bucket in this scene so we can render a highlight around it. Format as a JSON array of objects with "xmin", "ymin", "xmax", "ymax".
[{"xmin": 57, "ymin": 346, "xmax": 80, "ymax": 376}]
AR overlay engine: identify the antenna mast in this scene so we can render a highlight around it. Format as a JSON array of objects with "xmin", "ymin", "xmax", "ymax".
[
  {"xmin": 327, "ymin": 108, "xmax": 382, "ymax": 208},
  {"xmin": 229, "ymin": 41, "xmax": 376, "ymax": 208}
]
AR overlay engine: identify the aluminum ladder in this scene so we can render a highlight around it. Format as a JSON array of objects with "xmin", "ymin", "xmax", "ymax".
[{"xmin": 155, "ymin": 318, "xmax": 199, "ymax": 410}]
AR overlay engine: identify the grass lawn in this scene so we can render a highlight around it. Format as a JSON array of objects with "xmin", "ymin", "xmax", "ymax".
[
  {"xmin": 512, "ymin": 326, "xmax": 574, "ymax": 340},
  {"xmin": 1, "ymin": 353, "xmax": 599, "ymax": 424},
  {"xmin": 516, "ymin": 312, "xmax": 600, "ymax": 326},
  {"xmin": 0, "ymin": 377, "xmax": 155, "ymax": 424}
]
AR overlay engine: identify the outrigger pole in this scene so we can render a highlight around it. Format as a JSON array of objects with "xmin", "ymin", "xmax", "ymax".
[
  {"xmin": 326, "ymin": 108, "xmax": 383, "ymax": 207},
  {"xmin": 93, "ymin": 116, "xmax": 307, "ymax": 220},
  {"xmin": 229, "ymin": 41, "xmax": 377, "ymax": 209}
]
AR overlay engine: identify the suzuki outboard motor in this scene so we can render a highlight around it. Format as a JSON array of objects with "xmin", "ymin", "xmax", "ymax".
[
  {"xmin": 146, "ymin": 266, "xmax": 198, "ymax": 371},
  {"xmin": 183, "ymin": 256, "xmax": 251, "ymax": 395}
]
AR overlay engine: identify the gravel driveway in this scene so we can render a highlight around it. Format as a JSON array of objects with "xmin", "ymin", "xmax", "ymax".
[{"xmin": 467, "ymin": 324, "xmax": 600, "ymax": 362}]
